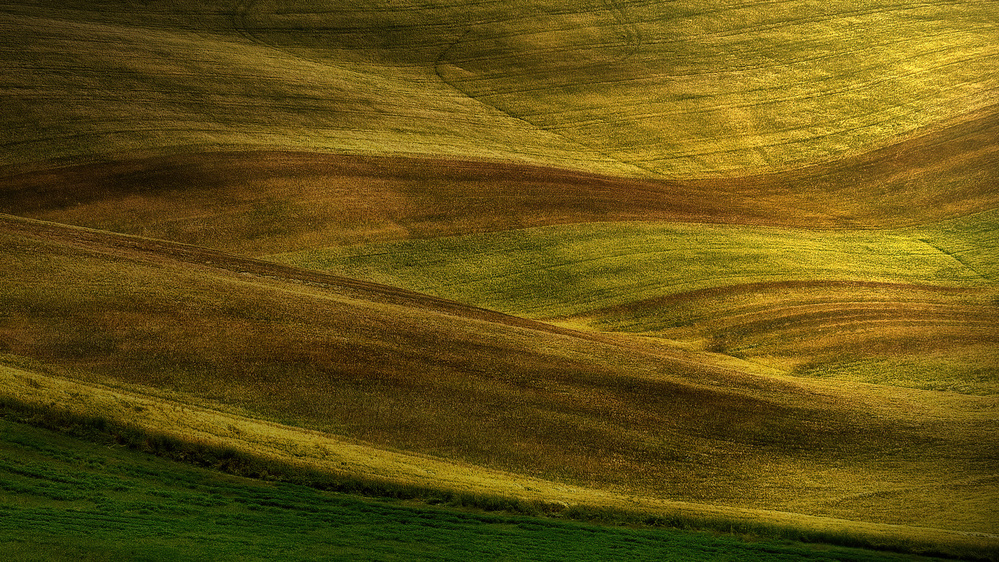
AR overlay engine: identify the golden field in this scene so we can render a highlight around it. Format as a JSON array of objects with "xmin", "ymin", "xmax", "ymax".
[{"xmin": 1, "ymin": 0, "xmax": 997, "ymax": 558}]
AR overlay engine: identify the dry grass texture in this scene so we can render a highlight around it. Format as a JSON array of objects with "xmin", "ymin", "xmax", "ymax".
[
  {"xmin": 2, "ymin": 0, "xmax": 998, "ymax": 556},
  {"xmin": 1, "ymin": 216, "xmax": 996, "ymax": 543}
]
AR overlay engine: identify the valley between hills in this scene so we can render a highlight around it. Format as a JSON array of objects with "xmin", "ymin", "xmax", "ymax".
[{"xmin": 1, "ymin": 0, "xmax": 998, "ymax": 560}]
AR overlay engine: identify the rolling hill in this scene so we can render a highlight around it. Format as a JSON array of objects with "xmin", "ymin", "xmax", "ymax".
[
  {"xmin": 2, "ymin": 213, "xmax": 997, "ymax": 557},
  {"xmin": 1, "ymin": 0, "xmax": 998, "ymax": 559}
]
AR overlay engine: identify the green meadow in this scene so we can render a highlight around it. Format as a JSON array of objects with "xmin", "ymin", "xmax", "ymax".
[
  {"xmin": 1, "ymin": 215, "xmax": 996, "ymax": 560},
  {"xmin": 269, "ymin": 214, "xmax": 998, "ymax": 318},
  {"xmin": 270, "ymin": 211, "xmax": 999, "ymax": 395},
  {"xmin": 3, "ymin": 417, "xmax": 960, "ymax": 562}
]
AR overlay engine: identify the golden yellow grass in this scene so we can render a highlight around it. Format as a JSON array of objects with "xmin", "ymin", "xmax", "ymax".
[
  {"xmin": 3, "ymin": 1, "xmax": 998, "ymax": 178},
  {"xmin": 3, "ymin": 363, "xmax": 996, "ymax": 556},
  {"xmin": 1, "ymin": 216, "xmax": 997, "ymax": 542},
  {"xmin": 3, "ymin": 105, "xmax": 999, "ymax": 257},
  {"xmin": 431, "ymin": 0, "xmax": 999, "ymax": 176},
  {"xmin": 573, "ymin": 280, "xmax": 999, "ymax": 394},
  {"xmin": 2, "ymin": 0, "xmax": 998, "ymax": 554},
  {"xmin": 0, "ymin": 4, "xmax": 635, "ymax": 177}
]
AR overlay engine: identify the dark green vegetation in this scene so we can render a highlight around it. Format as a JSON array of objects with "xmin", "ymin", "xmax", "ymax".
[
  {"xmin": 1, "ymin": 0, "xmax": 998, "ymax": 559},
  {"xmin": 0, "ymin": 417, "xmax": 963, "ymax": 561}
]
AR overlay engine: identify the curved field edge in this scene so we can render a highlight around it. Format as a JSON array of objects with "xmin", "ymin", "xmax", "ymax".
[
  {"xmin": 1, "ymin": 365, "xmax": 994, "ymax": 561},
  {"xmin": 268, "ymin": 217, "xmax": 998, "ymax": 318},
  {"xmin": 0, "ymin": 4, "xmax": 638, "ymax": 178},
  {"xmin": 3, "ymin": 0, "xmax": 997, "ymax": 179},
  {"xmin": 430, "ymin": 0, "xmax": 999, "ymax": 177},
  {"xmin": 4, "ymin": 428, "xmax": 941, "ymax": 562},
  {"xmin": 270, "ymin": 215, "xmax": 998, "ymax": 394},
  {"xmin": 577, "ymin": 280, "xmax": 999, "ymax": 395},
  {"xmin": 0, "ymin": 421, "xmax": 968, "ymax": 562},
  {"xmin": 2, "ymin": 215, "xmax": 997, "ymax": 537},
  {"xmin": 3, "ymin": 101, "xmax": 999, "ymax": 256}
]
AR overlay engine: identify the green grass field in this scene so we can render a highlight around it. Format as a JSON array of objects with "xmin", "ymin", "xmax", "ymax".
[
  {"xmin": 268, "ymin": 216, "xmax": 998, "ymax": 317},
  {"xmin": 1, "ymin": 0, "xmax": 998, "ymax": 559},
  {"xmin": 1, "ymin": 216, "xmax": 996, "ymax": 555},
  {"xmin": 5, "ymin": 417, "xmax": 963, "ymax": 562},
  {"xmin": 268, "ymin": 212, "xmax": 999, "ymax": 395}
]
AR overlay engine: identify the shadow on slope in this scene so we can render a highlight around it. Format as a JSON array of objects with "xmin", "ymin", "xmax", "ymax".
[
  {"xmin": 1, "ymin": 103, "xmax": 998, "ymax": 256},
  {"xmin": 1, "ymin": 214, "xmax": 997, "ymax": 537},
  {"xmin": 575, "ymin": 280, "xmax": 999, "ymax": 395}
]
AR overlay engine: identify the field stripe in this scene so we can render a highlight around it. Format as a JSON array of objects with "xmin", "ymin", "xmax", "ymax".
[{"xmin": 3, "ymin": 363, "xmax": 996, "ymax": 553}]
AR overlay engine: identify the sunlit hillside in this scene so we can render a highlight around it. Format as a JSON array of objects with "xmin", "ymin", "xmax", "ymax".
[
  {"xmin": 1, "ymin": 0, "xmax": 997, "ymax": 559},
  {"xmin": 3, "ymin": 1, "xmax": 998, "ymax": 178}
]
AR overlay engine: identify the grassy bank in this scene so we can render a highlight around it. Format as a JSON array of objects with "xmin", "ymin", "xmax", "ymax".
[{"xmin": 1, "ymin": 399, "xmax": 991, "ymax": 560}]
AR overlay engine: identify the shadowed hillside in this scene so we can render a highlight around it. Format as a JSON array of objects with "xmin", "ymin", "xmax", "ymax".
[
  {"xmin": 1, "ymin": 0, "xmax": 998, "ymax": 558},
  {"xmin": 2, "ymin": 103, "xmax": 999, "ymax": 255},
  {"xmin": 2, "ymin": 214, "xmax": 997, "ymax": 543}
]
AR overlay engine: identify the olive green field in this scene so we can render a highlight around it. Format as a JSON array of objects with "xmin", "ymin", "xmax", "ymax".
[{"xmin": 1, "ymin": 0, "xmax": 997, "ymax": 560}]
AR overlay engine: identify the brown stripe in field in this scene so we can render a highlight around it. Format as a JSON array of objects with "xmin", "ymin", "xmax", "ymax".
[
  {"xmin": 1, "ymin": 104, "xmax": 997, "ymax": 254},
  {"xmin": 0, "ymin": 213, "xmax": 579, "ymax": 339}
]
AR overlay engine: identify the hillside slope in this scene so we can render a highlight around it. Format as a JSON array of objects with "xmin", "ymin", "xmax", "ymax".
[
  {"xmin": 1, "ymin": 0, "xmax": 998, "ymax": 557},
  {"xmin": 10, "ymin": 419, "xmax": 957, "ymax": 562},
  {"xmin": 1, "ymin": 215, "xmax": 997, "ymax": 543},
  {"xmin": 3, "ymin": 0, "xmax": 998, "ymax": 178},
  {"xmin": 2, "ymin": 102, "xmax": 999, "ymax": 257}
]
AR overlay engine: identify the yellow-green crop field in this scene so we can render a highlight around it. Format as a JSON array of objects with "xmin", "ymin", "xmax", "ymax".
[
  {"xmin": 3, "ymin": 0, "xmax": 999, "ymax": 178},
  {"xmin": 1, "ymin": 0, "xmax": 997, "ymax": 559}
]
